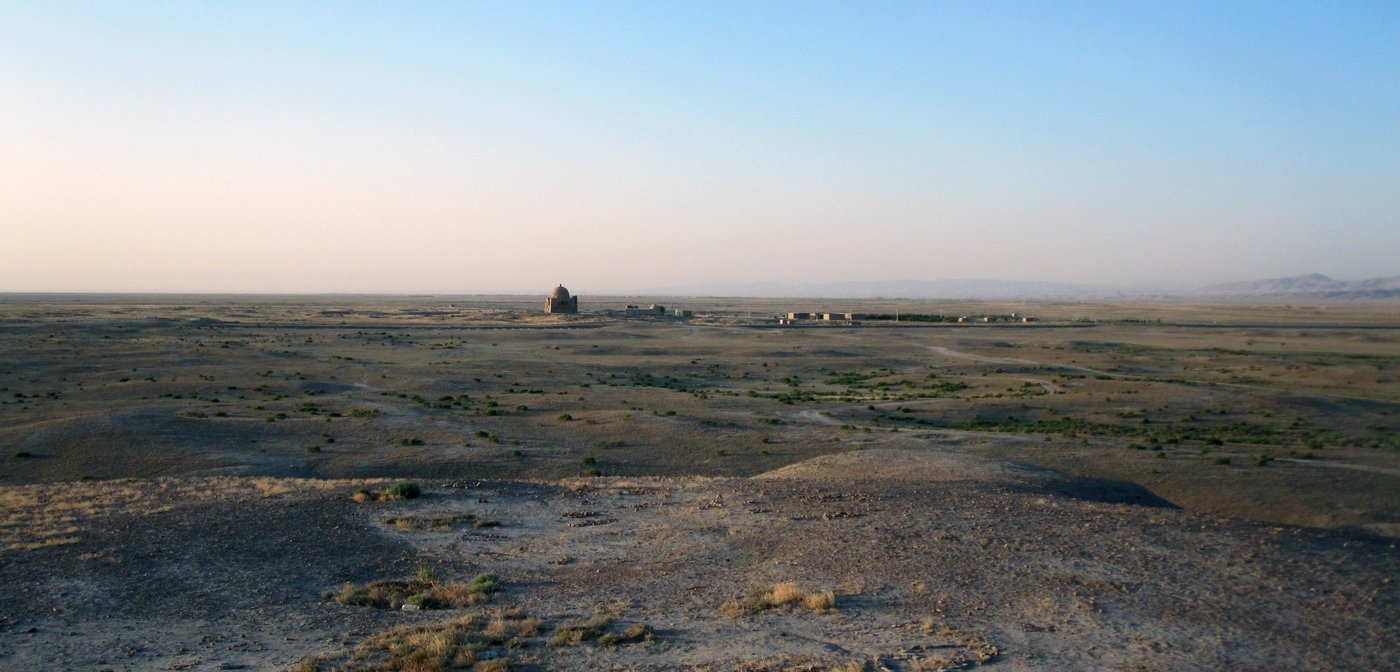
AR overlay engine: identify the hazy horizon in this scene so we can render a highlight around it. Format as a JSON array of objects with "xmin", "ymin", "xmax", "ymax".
[{"xmin": 3, "ymin": 3, "xmax": 1397, "ymax": 294}]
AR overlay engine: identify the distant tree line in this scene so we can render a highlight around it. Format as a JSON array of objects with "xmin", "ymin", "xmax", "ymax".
[
  {"xmin": 864, "ymin": 314, "xmax": 1022, "ymax": 322},
  {"xmin": 864, "ymin": 314, "xmax": 960, "ymax": 322}
]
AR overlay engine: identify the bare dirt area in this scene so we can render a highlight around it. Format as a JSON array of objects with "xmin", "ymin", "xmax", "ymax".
[
  {"xmin": 0, "ymin": 453, "xmax": 1396, "ymax": 671},
  {"xmin": 1, "ymin": 296, "xmax": 1398, "ymax": 669}
]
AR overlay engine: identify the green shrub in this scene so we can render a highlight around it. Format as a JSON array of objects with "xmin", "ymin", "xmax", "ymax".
[
  {"xmin": 387, "ymin": 481, "xmax": 421, "ymax": 499},
  {"xmin": 405, "ymin": 593, "xmax": 444, "ymax": 609},
  {"xmin": 305, "ymin": 445, "xmax": 321, "ymax": 453},
  {"xmin": 1216, "ymin": 457, "xmax": 1231, "ymax": 465},
  {"xmin": 12, "ymin": 451, "xmax": 31, "ymax": 459},
  {"xmin": 469, "ymin": 573, "xmax": 499, "ymax": 594},
  {"xmin": 558, "ymin": 413, "xmax": 573, "ymax": 421},
  {"xmin": 547, "ymin": 616, "xmax": 611, "ymax": 647}
]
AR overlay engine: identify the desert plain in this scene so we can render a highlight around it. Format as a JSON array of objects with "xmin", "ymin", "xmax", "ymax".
[{"xmin": 0, "ymin": 294, "xmax": 1396, "ymax": 671}]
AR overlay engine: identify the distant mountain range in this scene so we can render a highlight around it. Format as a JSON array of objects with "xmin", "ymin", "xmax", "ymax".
[
  {"xmin": 643, "ymin": 274, "xmax": 1400, "ymax": 300},
  {"xmin": 1192, "ymin": 274, "xmax": 1400, "ymax": 300},
  {"xmin": 646, "ymin": 279, "xmax": 1163, "ymax": 300}
]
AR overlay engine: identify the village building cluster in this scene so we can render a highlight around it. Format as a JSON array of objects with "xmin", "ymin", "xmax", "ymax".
[
  {"xmin": 777, "ymin": 312, "xmax": 866, "ymax": 325},
  {"xmin": 624, "ymin": 304, "xmax": 690, "ymax": 317},
  {"xmin": 543, "ymin": 286, "xmax": 692, "ymax": 318},
  {"xmin": 543, "ymin": 286, "xmax": 1035, "ymax": 324}
]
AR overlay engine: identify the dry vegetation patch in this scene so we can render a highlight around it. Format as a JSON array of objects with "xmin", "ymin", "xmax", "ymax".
[
  {"xmin": 353, "ymin": 481, "xmax": 422, "ymax": 503},
  {"xmin": 381, "ymin": 513, "xmax": 495, "ymax": 533},
  {"xmin": 0, "ymin": 476, "xmax": 385, "ymax": 551},
  {"xmin": 726, "ymin": 658, "xmax": 867, "ymax": 672},
  {"xmin": 324, "ymin": 572, "xmax": 500, "ymax": 611},
  {"xmin": 543, "ymin": 615, "xmax": 651, "ymax": 648},
  {"xmin": 721, "ymin": 582, "xmax": 838, "ymax": 617},
  {"xmin": 913, "ymin": 619, "xmax": 1000, "ymax": 669},
  {"xmin": 292, "ymin": 608, "xmax": 653, "ymax": 672}
]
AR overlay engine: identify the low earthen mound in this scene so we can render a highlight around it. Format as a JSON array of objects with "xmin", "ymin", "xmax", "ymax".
[
  {"xmin": 755, "ymin": 448, "xmax": 1176, "ymax": 507},
  {"xmin": 754, "ymin": 448, "xmax": 1027, "ymax": 483}
]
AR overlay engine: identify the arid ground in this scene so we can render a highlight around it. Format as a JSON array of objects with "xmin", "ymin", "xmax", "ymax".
[{"xmin": 0, "ymin": 295, "xmax": 1396, "ymax": 670}]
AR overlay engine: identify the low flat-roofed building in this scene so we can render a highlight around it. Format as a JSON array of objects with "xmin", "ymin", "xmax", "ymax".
[{"xmin": 625, "ymin": 304, "xmax": 666, "ymax": 317}]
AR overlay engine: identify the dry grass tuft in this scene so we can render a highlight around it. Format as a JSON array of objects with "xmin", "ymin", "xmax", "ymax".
[
  {"xmin": 729, "ymin": 656, "xmax": 868, "ymax": 671},
  {"xmin": 917, "ymin": 619, "xmax": 999, "ymax": 667},
  {"xmin": 351, "ymin": 481, "xmax": 422, "ymax": 503},
  {"xmin": 292, "ymin": 610, "xmax": 653, "ymax": 670},
  {"xmin": 325, "ymin": 573, "xmax": 499, "ymax": 610},
  {"xmin": 544, "ymin": 615, "xmax": 654, "ymax": 648},
  {"xmin": 721, "ymin": 582, "xmax": 838, "ymax": 617},
  {"xmin": 546, "ymin": 616, "xmax": 611, "ymax": 647},
  {"xmin": 293, "ymin": 612, "xmax": 517, "ymax": 671},
  {"xmin": 380, "ymin": 513, "xmax": 480, "ymax": 533},
  {"xmin": 483, "ymin": 610, "xmax": 543, "ymax": 639}
]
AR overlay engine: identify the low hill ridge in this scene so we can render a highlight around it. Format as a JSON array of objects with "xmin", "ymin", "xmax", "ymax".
[{"xmin": 1194, "ymin": 273, "xmax": 1400, "ymax": 299}]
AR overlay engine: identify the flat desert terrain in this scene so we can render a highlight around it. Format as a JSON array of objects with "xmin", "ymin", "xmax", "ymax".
[{"xmin": 0, "ymin": 295, "xmax": 1396, "ymax": 671}]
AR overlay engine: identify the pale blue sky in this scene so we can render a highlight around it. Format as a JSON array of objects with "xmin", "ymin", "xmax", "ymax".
[{"xmin": 2, "ymin": 2, "xmax": 1396, "ymax": 293}]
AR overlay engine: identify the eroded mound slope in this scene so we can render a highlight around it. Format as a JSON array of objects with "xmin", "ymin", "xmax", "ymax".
[
  {"xmin": 757, "ymin": 448, "xmax": 1176, "ymax": 507},
  {"xmin": 754, "ymin": 448, "xmax": 1040, "ymax": 483},
  {"xmin": 0, "ymin": 461, "xmax": 1395, "ymax": 671}
]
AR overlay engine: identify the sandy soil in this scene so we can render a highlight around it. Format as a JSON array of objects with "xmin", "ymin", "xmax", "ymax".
[{"xmin": 1, "ymin": 449, "xmax": 1395, "ymax": 671}]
